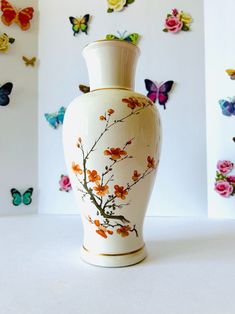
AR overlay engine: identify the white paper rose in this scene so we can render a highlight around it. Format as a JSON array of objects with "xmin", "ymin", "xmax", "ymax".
[
  {"xmin": 107, "ymin": 0, "xmax": 126, "ymax": 12},
  {"xmin": 0, "ymin": 33, "xmax": 9, "ymax": 53},
  {"xmin": 0, "ymin": 33, "xmax": 15, "ymax": 53}
]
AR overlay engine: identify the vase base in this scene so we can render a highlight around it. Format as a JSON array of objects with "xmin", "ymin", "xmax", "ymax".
[{"xmin": 80, "ymin": 244, "xmax": 147, "ymax": 267}]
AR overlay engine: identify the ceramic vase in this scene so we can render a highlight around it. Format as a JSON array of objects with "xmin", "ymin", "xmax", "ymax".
[{"xmin": 63, "ymin": 40, "xmax": 161, "ymax": 267}]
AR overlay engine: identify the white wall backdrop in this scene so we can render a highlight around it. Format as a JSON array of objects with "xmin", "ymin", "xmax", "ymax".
[
  {"xmin": 205, "ymin": 0, "xmax": 235, "ymax": 218},
  {"xmin": 39, "ymin": 0, "xmax": 207, "ymax": 216},
  {"xmin": 0, "ymin": 0, "xmax": 38, "ymax": 215}
]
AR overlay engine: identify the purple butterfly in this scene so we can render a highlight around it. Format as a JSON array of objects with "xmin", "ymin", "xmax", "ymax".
[
  {"xmin": 219, "ymin": 99, "xmax": 235, "ymax": 116},
  {"xmin": 144, "ymin": 79, "xmax": 174, "ymax": 110}
]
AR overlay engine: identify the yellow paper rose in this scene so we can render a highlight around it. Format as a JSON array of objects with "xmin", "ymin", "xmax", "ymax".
[
  {"xmin": 178, "ymin": 11, "xmax": 192, "ymax": 25},
  {"xmin": 107, "ymin": 0, "xmax": 126, "ymax": 12},
  {"xmin": 0, "ymin": 33, "xmax": 10, "ymax": 53}
]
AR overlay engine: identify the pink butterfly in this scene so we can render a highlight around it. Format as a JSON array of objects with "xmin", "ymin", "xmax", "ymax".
[{"xmin": 144, "ymin": 79, "xmax": 174, "ymax": 110}]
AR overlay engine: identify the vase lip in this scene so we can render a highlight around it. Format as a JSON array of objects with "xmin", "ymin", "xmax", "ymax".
[{"xmin": 83, "ymin": 39, "xmax": 141, "ymax": 55}]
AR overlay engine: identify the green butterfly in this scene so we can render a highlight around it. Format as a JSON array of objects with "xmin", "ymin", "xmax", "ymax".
[
  {"xmin": 106, "ymin": 31, "xmax": 140, "ymax": 45},
  {"xmin": 11, "ymin": 188, "xmax": 34, "ymax": 206},
  {"xmin": 69, "ymin": 14, "xmax": 90, "ymax": 36}
]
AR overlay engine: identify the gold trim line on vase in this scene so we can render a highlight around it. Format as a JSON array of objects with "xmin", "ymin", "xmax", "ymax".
[
  {"xmin": 82, "ymin": 244, "xmax": 145, "ymax": 257},
  {"xmin": 90, "ymin": 87, "xmax": 133, "ymax": 92},
  {"xmin": 83, "ymin": 39, "xmax": 140, "ymax": 50}
]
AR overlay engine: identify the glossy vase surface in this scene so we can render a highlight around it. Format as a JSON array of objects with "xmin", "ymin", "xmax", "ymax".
[{"xmin": 63, "ymin": 40, "xmax": 161, "ymax": 267}]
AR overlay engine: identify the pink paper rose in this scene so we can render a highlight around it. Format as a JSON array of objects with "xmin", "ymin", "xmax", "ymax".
[
  {"xmin": 59, "ymin": 175, "xmax": 72, "ymax": 192},
  {"xmin": 227, "ymin": 176, "xmax": 235, "ymax": 184},
  {"xmin": 214, "ymin": 180, "xmax": 233, "ymax": 197},
  {"xmin": 217, "ymin": 160, "xmax": 234, "ymax": 174},
  {"xmin": 165, "ymin": 16, "xmax": 183, "ymax": 33},
  {"xmin": 172, "ymin": 8, "xmax": 178, "ymax": 16}
]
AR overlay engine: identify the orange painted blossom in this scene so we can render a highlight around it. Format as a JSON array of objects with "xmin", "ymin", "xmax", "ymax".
[
  {"xmin": 93, "ymin": 183, "xmax": 109, "ymax": 196},
  {"xmin": 71, "ymin": 162, "xmax": 83, "ymax": 175},
  {"xmin": 87, "ymin": 170, "xmax": 101, "ymax": 183},
  {"xmin": 104, "ymin": 147, "xmax": 127, "ymax": 160},
  {"xmin": 114, "ymin": 185, "xmax": 128, "ymax": 200}
]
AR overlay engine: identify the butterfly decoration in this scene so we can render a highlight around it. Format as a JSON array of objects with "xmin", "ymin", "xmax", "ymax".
[
  {"xmin": 106, "ymin": 31, "xmax": 140, "ymax": 45},
  {"xmin": 144, "ymin": 79, "xmax": 174, "ymax": 110},
  {"xmin": 22, "ymin": 56, "xmax": 36, "ymax": 67},
  {"xmin": 44, "ymin": 106, "xmax": 66, "ymax": 129},
  {"xmin": 0, "ymin": 0, "xmax": 34, "ymax": 31},
  {"xmin": 0, "ymin": 82, "xmax": 13, "ymax": 106},
  {"xmin": 11, "ymin": 188, "xmax": 33, "ymax": 206},
  {"xmin": 225, "ymin": 69, "xmax": 235, "ymax": 80},
  {"xmin": 219, "ymin": 98, "xmax": 235, "ymax": 116},
  {"xmin": 69, "ymin": 14, "xmax": 90, "ymax": 36},
  {"xmin": 79, "ymin": 84, "xmax": 90, "ymax": 94},
  {"xmin": 233, "ymin": 137, "xmax": 235, "ymax": 143}
]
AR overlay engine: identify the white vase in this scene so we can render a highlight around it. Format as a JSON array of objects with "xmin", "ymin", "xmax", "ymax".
[{"xmin": 63, "ymin": 40, "xmax": 161, "ymax": 267}]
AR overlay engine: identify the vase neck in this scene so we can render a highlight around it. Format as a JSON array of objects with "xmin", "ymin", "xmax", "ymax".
[{"xmin": 82, "ymin": 40, "xmax": 140, "ymax": 91}]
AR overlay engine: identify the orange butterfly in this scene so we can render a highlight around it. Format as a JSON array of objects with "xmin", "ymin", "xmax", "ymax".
[{"xmin": 1, "ymin": 0, "xmax": 34, "ymax": 31}]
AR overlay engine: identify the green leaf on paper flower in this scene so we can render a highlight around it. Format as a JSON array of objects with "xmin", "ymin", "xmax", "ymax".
[
  {"xmin": 215, "ymin": 171, "xmax": 227, "ymax": 181},
  {"xmin": 167, "ymin": 14, "xmax": 172, "ymax": 17},
  {"xmin": 182, "ymin": 23, "xmax": 190, "ymax": 31},
  {"xmin": 126, "ymin": 0, "xmax": 135, "ymax": 4},
  {"xmin": 163, "ymin": 28, "xmax": 168, "ymax": 32},
  {"xmin": 9, "ymin": 37, "xmax": 15, "ymax": 44},
  {"xmin": 107, "ymin": 8, "xmax": 113, "ymax": 13}
]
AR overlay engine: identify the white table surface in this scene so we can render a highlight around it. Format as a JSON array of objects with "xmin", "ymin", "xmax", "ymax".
[{"xmin": 0, "ymin": 215, "xmax": 235, "ymax": 314}]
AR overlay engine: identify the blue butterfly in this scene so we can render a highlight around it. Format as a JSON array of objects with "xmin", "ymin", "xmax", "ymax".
[
  {"xmin": 0, "ymin": 82, "xmax": 13, "ymax": 106},
  {"xmin": 219, "ymin": 99, "xmax": 235, "ymax": 116},
  {"xmin": 11, "ymin": 188, "xmax": 33, "ymax": 206},
  {"xmin": 44, "ymin": 106, "xmax": 66, "ymax": 129}
]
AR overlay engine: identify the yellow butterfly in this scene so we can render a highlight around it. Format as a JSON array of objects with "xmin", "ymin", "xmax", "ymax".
[
  {"xmin": 69, "ymin": 14, "xmax": 90, "ymax": 36},
  {"xmin": 225, "ymin": 69, "xmax": 235, "ymax": 80},
  {"xmin": 22, "ymin": 56, "xmax": 37, "ymax": 67}
]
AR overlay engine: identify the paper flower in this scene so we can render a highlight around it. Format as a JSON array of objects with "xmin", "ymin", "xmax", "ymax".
[
  {"xmin": 107, "ymin": 0, "xmax": 135, "ymax": 13},
  {"xmin": 59, "ymin": 175, "xmax": 72, "ymax": 192},
  {"xmin": 0, "ymin": 33, "xmax": 15, "ymax": 53},
  {"xmin": 215, "ymin": 160, "xmax": 235, "ymax": 197},
  {"xmin": 163, "ymin": 9, "xmax": 193, "ymax": 33},
  {"xmin": 214, "ymin": 180, "xmax": 233, "ymax": 197},
  {"xmin": 217, "ymin": 160, "xmax": 234, "ymax": 175}
]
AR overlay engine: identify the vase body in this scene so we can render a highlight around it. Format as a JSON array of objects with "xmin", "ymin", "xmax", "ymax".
[{"xmin": 63, "ymin": 40, "xmax": 161, "ymax": 267}]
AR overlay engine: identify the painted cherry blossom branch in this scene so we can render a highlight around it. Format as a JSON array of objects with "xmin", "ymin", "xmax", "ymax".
[
  {"xmin": 102, "ymin": 220, "xmax": 138, "ymax": 237},
  {"xmin": 84, "ymin": 99, "xmax": 151, "ymax": 162},
  {"xmin": 77, "ymin": 141, "xmax": 130, "ymax": 223},
  {"xmin": 102, "ymin": 166, "xmax": 156, "ymax": 210},
  {"xmin": 72, "ymin": 97, "xmax": 156, "ymax": 236}
]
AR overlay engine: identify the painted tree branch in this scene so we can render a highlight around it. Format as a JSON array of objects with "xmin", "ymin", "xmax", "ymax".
[
  {"xmin": 72, "ymin": 98, "xmax": 156, "ymax": 237},
  {"xmin": 84, "ymin": 103, "xmax": 151, "ymax": 163},
  {"xmin": 77, "ymin": 143, "xmax": 130, "ymax": 223}
]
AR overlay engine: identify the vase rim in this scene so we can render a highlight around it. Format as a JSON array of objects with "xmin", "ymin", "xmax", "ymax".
[{"xmin": 83, "ymin": 39, "xmax": 141, "ymax": 55}]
